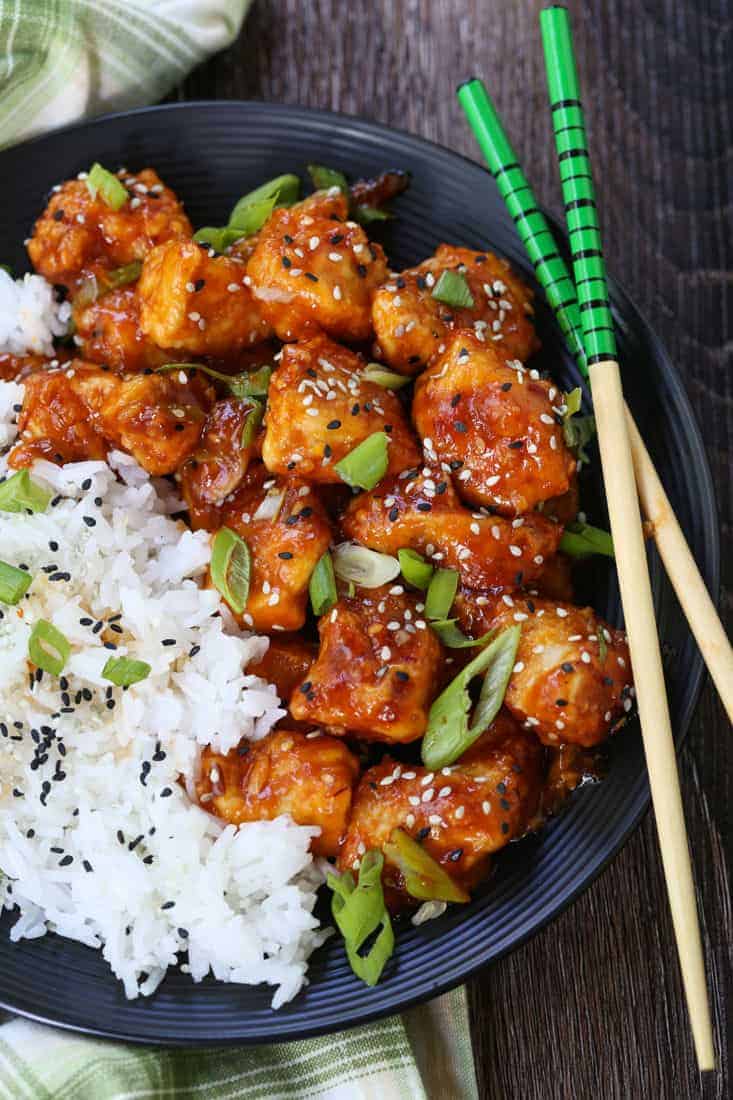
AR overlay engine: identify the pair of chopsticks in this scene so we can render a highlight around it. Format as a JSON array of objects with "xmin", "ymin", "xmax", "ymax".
[{"xmin": 458, "ymin": 6, "xmax": 722, "ymax": 1072}]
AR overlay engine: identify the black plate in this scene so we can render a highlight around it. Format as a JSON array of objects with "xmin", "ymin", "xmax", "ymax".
[{"xmin": 0, "ymin": 101, "xmax": 719, "ymax": 1045}]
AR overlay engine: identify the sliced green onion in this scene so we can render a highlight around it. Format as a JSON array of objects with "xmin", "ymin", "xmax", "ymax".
[
  {"xmin": 102, "ymin": 656, "xmax": 151, "ymax": 687},
  {"xmin": 335, "ymin": 432, "xmax": 389, "ymax": 492},
  {"xmin": 86, "ymin": 164, "xmax": 128, "ymax": 211},
  {"xmin": 398, "ymin": 548, "xmax": 434, "ymax": 590},
  {"xmin": 429, "ymin": 619, "xmax": 494, "ymax": 649},
  {"xmin": 210, "ymin": 527, "xmax": 250, "ymax": 615},
  {"xmin": 0, "ymin": 264, "xmax": 11, "ymax": 276},
  {"xmin": 228, "ymin": 174, "xmax": 300, "ymax": 229},
  {"xmin": 307, "ymin": 164, "xmax": 349, "ymax": 195},
  {"xmin": 28, "ymin": 619, "xmax": 70, "ymax": 676},
  {"xmin": 156, "ymin": 362, "xmax": 272, "ymax": 400},
  {"xmin": 240, "ymin": 403, "xmax": 263, "ymax": 449},
  {"xmin": 362, "ymin": 363, "xmax": 411, "ymax": 390},
  {"xmin": 353, "ymin": 204, "xmax": 391, "ymax": 225},
  {"xmin": 332, "ymin": 543, "xmax": 400, "ymax": 588},
  {"xmin": 74, "ymin": 261, "xmax": 142, "ymax": 309},
  {"xmin": 424, "ymin": 568, "xmax": 459, "ymax": 620},
  {"xmin": 431, "ymin": 270, "xmax": 474, "ymax": 309},
  {"xmin": 598, "ymin": 630, "xmax": 608, "ymax": 665},
  {"xmin": 563, "ymin": 387, "xmax": 583, "ymax": 419},
  {"xmin": 192, "ymin": 226, "xmax": 245, "ymax": 252},
  {"xmin": 422, "ymin": 625, "xmax": 521, "ymax": 770},
  {"xmin": 560, "ymin": 522, "xmax": 614, "ymax": 558},
  {"xmin": 104, "ymin": 260, "xmax": 142, "ymax": 290},
  {"xmin": 326, "ymin": 850, "xmax": 394, "ymax": 987},
  {"xmin": 0, "ymin": 470, "xmax": 51, "ymax": 514},
  {"xmin": 309, "ymin": 551, "xmax": 337, "ymax": 616},
  {"xmin": 383, "ymin": 828, "xmax": 469, "ymax": 904},
  {"xmin": 0, "ymin": 561, "xmax": 32, "ymax": 605},
  {"xmin": 563, "ymin": 412, "xmax": 596, "ymax": 466}
]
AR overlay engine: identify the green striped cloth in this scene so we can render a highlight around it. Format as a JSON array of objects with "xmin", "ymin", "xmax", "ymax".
[{"xmin": 0, "ymin": 3, "xmax": 480, "ymax": 1097}]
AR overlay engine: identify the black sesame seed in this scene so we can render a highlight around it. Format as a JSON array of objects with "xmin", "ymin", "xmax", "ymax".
[
  {"xmin": 278, "ymin": 551, "xmax": 293, "ymax": 559},
  {"xmin": 356, "ymin": 263, "xmax": 367, "ymax": 278},
  {"xmin": 351, "ymin": 403, "xmax": 360, "ymax": 415},
  {"xmin": 388, "ymin": 506, "xmax": 399, "ymax": 522},
  {"xmin": 304, "ymin": 272, "xmax": 319, "ymax": 282},
  {"xmin": 160, "ymin": 787, "xmax": 173, "ymax": 798},
  {"xmin": 82, "ymin": 515, "xmax": 96, "ymax": 527},
  {"xmin": 283, "ymin": 234, "xmax": 293, "ymax": 244},
  {"xmin": 143, "ymin": 855, "xmax": 154, "ymax": 865},
  {"xmin": 117, "ymin": 830, "xmax": 125, "ymax": 844},
  {"xmin": 174, "ymin": 423, "xmax": 185, "ymax": 432},
  {"xmin": 59, "ymin": 855, "xmax": 73, "ymax": 867},
  {"xmin": 79, "ymin": 617, "xmax": 93, "ymax": 626},
  {"xmin": 81, "ymin": 478, "xmax": 92, "ymax": 491},
  {"xmin": 300, "ymin": 681, "xmax": 312, "ymax": 694},
  {"xmin": 161, "ymin": 901, "xmax": 175, "ymax": 910},
  {"xmin": 417, "ymin": 826, "xmax": 430, "ymax": 841},
  {"xmin": 83, "ymin": 860, "xmax": 93, "ymax": 872},
  {"xmin": 500, "ymin": 797, "xmax": 511, "ymax": 811},
  {"xmin": 330, "ymin": 233, "xmax": 344, "ymax": 245},
  {"xmin": 395, "ymin": 670, "xmax": 409, "ymax": 681},
  {"xmin": 508, "ymin": 439, "xmax": 523, "ymax": 450},
  {"xmin": 53, "ymin": 209, "xmax": 64, "ymax": 221},
  {"xmin": 161, "ymin": 638, "xmax": 176, "ymax": 646},
  {"xmin": 416, "ymin": 501, "xmax": 432, "ymax": 512},
  {"xmin": 326, "ymin": 419, "xmax": 341, "ymax": 430},
  {"xmin": 451, "ymin": 393, "xmax": 462, "ymax": 408},
  {"xmin": 501, "ymin": 382, "xmax": 512, "ymax": 392},
  {"xmin": 453, "ymin": 420, "xmax": 468, "ymax": 433},
  {"xmin": 501, "ymin": 822, "xmax": 510, "ymax": 834},
  {"xmin": 561, "ymin": 662, "xmax": 574, "ymax": 674},
  {"xmin": 448, "ymin": 848, "xmax": 463, "ymax": 862},
  {"xmin": 281, "ymin": 256, "xmax": 291, "ymax": 268},
  {"xmin": 189, "ymin": 644, "xmax": 201, "ymax": 658},
  {"xmin": 178, "ymin": 927, "xmax": 189, "ymax": 939}
]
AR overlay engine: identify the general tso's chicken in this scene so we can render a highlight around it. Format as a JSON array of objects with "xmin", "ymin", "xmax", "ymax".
[
  {"xmin": 73, "ymin": 285, "xmax": 177, "ymax": 372},
  {"xmin": 217, "ymin": 463, "xmax": 332, "ymax": 633},
  {"xmin": 289, "ymin": 586, "xmax": 443, "ymax": 743},
  {"xmin": 540, "ymin": 742, "xmax": 603, "ymax": 819},
  {"xmin": 196, "ymin": 730, "xmax": 360, "ymax": 858},
  {"xmin": 180, "ymin": 396, "xmax": 262, "ymax": 530},
  {"xmin": 28, "ymin": 168, "xmax": 191, "ymax": 289},
  {"xmin": 413, "ymin": 334, "xmax": 576, "ymax": 516},
  {"xmin": 371, "ymin": 245, "xmax": 539, "ymax": 375},
  {"xmin": 261, "ymin": 334, "xmax": 421, "ymax": 482},
  {"xmin": 248, "ymin": 635, "xmax": 318, "ymax": 702},
  {"xmin": 9, "ymin": 361, "xmax": 119, "ymax": 467},
  {"xmin": 138, "ymin": 238, "xmax": 272, "ymax": 356},
  {"xmin": 459, "ymin": 594, "xmax": 633, "ymax": 747},
  {"xmin": 247, "ymin": 192, "xmax": 388, "ymax": 342},
  {"xmin": 338, "ymin": 713, "xmax": 543, "ymax": 906},
  {"xmin": 0, "ymin": 353, "xmax": 65, "ymax": 382},
  {"xmin": 341, "ymin": 465, "xmax": 562, "ymax": 591},
  {"xmin": 98, "ymin": 370, "xmax": 214, "ymax": 476}
]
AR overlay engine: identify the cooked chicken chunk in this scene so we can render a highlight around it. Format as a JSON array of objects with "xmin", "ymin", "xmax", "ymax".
[
  {"xmin": 138, "ymin": 239, "xmax": 272, "ymax": 356},
  {"xmin": 196, "ymin": 730, "xmax": 360, "ymax": 858},
  {"xmin": 262, "ymin": 334, "xmax": 421, "ymax": 483},
  {"xmin": 371, "ymin": 245, "xmax": 538, "ymax": 375},
  {"xmin": 486, "ymin": 596, "xmax": 633, "ymax": 747},
  {"xmin": 0, "ymin": 354, "xmax": 61, "ymax": 382},
  {"xmin": 341, "ymin": 465, "xmax": 562, "ymax": 591},
  {"xmin": 413, "ymin": 334, "xmax": 576, "ymax": 515},
  {"xmin": 289, "ymin": 586, "xmax": 443, "ymax": 743},
  {"xmin": 247, "ymin": 192, "xmax": 388, "ymax": 342},
  {"xmin": 338, "ymin": 713, "xmax": 543, "ymax": 905},
  {"xmin": 98, "ymin": 370, "xmax": 214, "ymax": 476},
  {"xmin": 73, "ymin": 285, "xmax": 176, "ymax": 372},
  {"xmin": 217, "ymin": 463, "xmax": 332, "ymax": 633},
  {"xmin": 9, "ymin": 362, "xmax": 119, "ymax": 467},
  {"xmin": 248, "ymin": 636, "xmax": 318, "ymax": 703},
  {"xmin": 28, "ymin": 168, "xmax": 191, "ymax": 289},
  {"xmin": 180, "ymin": 396, "xmax": 262, "ymax": 530}
]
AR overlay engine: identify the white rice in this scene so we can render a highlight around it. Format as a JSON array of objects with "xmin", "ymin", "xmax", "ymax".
[
  {"xmin": 0, "ymin": 270, "xmax": 71, "ymax": 355},
  {"xmin": 0, "ymin": 382, "xmax": 329, "ymax": 1006}
]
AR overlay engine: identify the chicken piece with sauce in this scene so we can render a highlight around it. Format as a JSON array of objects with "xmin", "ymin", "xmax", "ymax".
[
  {"xmin": 339, "ymin": 712, "xmax": 543, "ymax": 907},
  {"xmin": 247, "ymin": 190, "xmax": 388, "ymax": 342},
  {"xmin": 138, "ymin": 238, "xmax": 272, "ymax": 356},
  {"xmin": 371, "ymin": 245, "xmax": 539, "ymax": 375},
  {"xmin": 262, "ymin": 334, "xmax": 421, "ymax": 483},
  {"xmin": 28, "ymin": 168, "xmax": 191, "ymax": 290},
  {"xmin": 73, "ymin": 285, "xmax": 178, "ymax": 373},
  {"xmin": 216, "ymin": 463, "xmax": 332, "ymax": 633},
  {"xmin": 341, "ymin": 465, "xmax": 562, "ymax": 591},
  {"xmin": 290, "ymin": 585, "xmax": 444, "ymax": 743},
  {"xmin": 196, "ymin": 730, "xmax": 360, "ymax": 858},
  {"xmin": 0, "ymin": 353, "xmax": 61, "ymax": 382},
  {"xmin": 413, "ymin": 333, "xmax": 576, "ymax": 515}
]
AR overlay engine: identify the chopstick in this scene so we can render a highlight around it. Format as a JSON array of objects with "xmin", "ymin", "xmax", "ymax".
[
  {"xmin": 456, "ymin": 11, "xmax": 715, "ymax": 1072},
  {"xmin": 457, "ymin": 78, "xmax": 733, "ymax": 725}
]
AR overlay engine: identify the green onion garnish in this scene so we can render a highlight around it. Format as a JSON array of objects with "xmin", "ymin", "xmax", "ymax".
[
  {"xmin": 421, "ymin": 625, "xmax": 521, "ymax": 770},
  {"xmin": 309, "ymin": 551, "xmax": 337, "ymax": 616},
  {"xmin": 361, "ymin": 364, "xmax": 411, "ymax": 390},
  {"xmin": 559, "ymin": 522, "xmax": 614, "ymax": 558},
  {"xmin": 563, "ymin": 412, "xmax": 596, "ymax": 466},
  {"xmin": 0, "ymin": 470, "xmax": 51, "ymax": 514},
  {"xmin": 74, "ymin": 261, "xmax": 143, "ymax": 309},
  {"xmin": 86, "ymin": 164, "xmax": 129, "ymax": 211},
  {"xmin": 332, "ymin": 543, "xmax": 400, "ymax": 588},
  {"xmin": 424, "ymin": 568, "xmax": 459, "ymax": 620},
  {"xmin": 192, "ymin": 226, "xmax": 245, "ymax": 252},
  {"xmin": 194, "ymin": 175, "xmax": 301, "ymax": 250},
  {"xmin": 398, "ymin": 548, "xmax": 434, "ymax": 590},
  {"xmin": 353, "ymin": 205, "xmax": 391, "ymax": 225},
  {"xmin": 28, "ymin": 619, "xmax": 71, "ymax": 676},
  {"xmin": 431, "ymin": 270, "xmax": 475, "ymax": 309},
  {"xmin": 307, "ymin": 164, "xmax": 349, "ymax": 195},
  {"xmin": 383, "ymin": 828, "xmax": 469, "ymax": 904},
  {"xmin": 0, "ymin": 264, "xmax": 11, "ymax": 275},
  {"xmin": 563, "ymin": 387, "xmax": 583, "ymax": 418},
  {"xmin": 335, "ymin": 432, "xmax": 389, "ymax": 492},
  {"xmin": 156, "ymin": 363, "xmax": 272, "ymax": 400},
  {"xmin": 210, "ymin": 527, "xmax": 251, "ymax": 614},
  {"xmin": 102, "ymin": 656, "xmax": 151, "ymax": 687},
  {"xmin": 326, "ymin": 851, "xmax": 394, "ymax": 987},
  {"xmin": 240, "ymin": 403, "xmax": 263, "ymax": 449},
  {"xmin": 429, "ymin": 619, "xmax": 494, "ymax": 649},
  {"xmin": 0, "ymin": 560, "xmax": 32, "ymax": 605}
]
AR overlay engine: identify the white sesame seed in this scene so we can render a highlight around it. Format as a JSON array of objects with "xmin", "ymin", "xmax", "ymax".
[
  {"xmin": 408, "ymin": 795, "xmax": 420, "ymax": 807},
  {"xmin": 513, "ymin": 661, "xmax": 525, "ymax": 673},
  {"xmin": 482, "ymin": 801, "xmax": 491, "ymax": 815},
  {"xmin": 455, "ymin": 805, "xmax": 466, "ymax": 819},
  {"xmin": 333, "ymin": 285, "xmax": 342, "ymax": 300},
  {"xmin": 556, "ymin": 607, "xmax": 569, "ymax": 618},
  {"xmin": 428, "ymin": 814, "xmax": 442, "ymax": 826},
  {"xmin": 422, "ymin": 788, "xmax": 435, "ymax": 802},
  {"xmin": 403, "ymin": 771, "xmax": 417, "ymax": 780},
  {"xmin": 509, "ymin": 545, "xmax": 522, "ymax": 557},
  {"xmin": 405, "ymin": 813, "xmax": 416, "ymax": 828},
  {"xmin": 438, "ymin": 786, "xmax": 452, "ymax": 798},
  {"xmin": 227, "ymin": 283, "xmax": 240, "ymax": 292},
  {"xmin": 540, "ymin": 413, "xmax": 554, "ymax": 425}
]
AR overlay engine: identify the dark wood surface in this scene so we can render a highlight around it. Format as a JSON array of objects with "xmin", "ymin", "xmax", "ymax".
[{"xmin": 178, "ymin": 2, "xmax": 731, "ymax": 1096}]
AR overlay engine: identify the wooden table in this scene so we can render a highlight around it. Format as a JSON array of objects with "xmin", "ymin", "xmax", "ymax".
[{"xmin": 179, "ymin": 2, "xmax": 731, "ymax": 1095}]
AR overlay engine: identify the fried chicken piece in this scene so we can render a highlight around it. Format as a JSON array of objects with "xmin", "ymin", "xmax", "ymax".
[
  {"xmin": 371, "ymin": 244, "xmax": 538, "ymax": 375},
  {"xmin": 341, "ymin": 465, "xmax": 562, "ymax": 591},
  {"xmin": 247, "ymin": 192, "xmax": 388, "ymax": 341},
  {"xmin": 138, "ymin": 239, "xmax": 272, "ymax": 356},
  {"xmin": 217, "ymin": 463, "xmax": 332, "ymax": 633},
  {"xmin": 289, "ymin": 586, "xmax": 443, "ymax": 744},
  {"xmin": 338, "ymin": 712, "xmax": 543, "ymax": 906},
  {"xmin": 413, "ymin": 334, "xmax": 575, "ymax": 515},
  {"xmin": 0, "ymin": 354, "xmax": 57, "ymax": 382},
  {"xmin": 180, "ymin": 396, "xmax": 263, "ymax": 530},
  {"xmin": 73, "ymin": 285, "xmax": 176, "ymax": 372},
  {"xmin": 28, "ymin": 168, "xmax": 191, "ymax": 289},
  {"xmin": 262, "ymin": 334, "xmax": 421, "ymax": 483},
  {"xmin": 248, "ymin": 636, "xmax": 318, "ymax": 703},
  {"xmin": 197, "ymin": 730, "xmax": 360, "ymax": 858}
]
